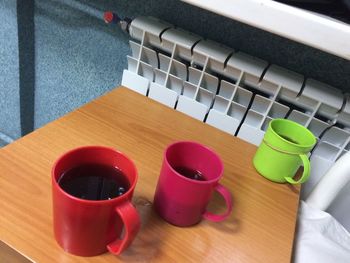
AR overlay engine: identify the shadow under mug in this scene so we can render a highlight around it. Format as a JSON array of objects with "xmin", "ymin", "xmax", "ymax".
[
  {"xmin": 253, "ymin": 119, "xmax": 316, "ymax": 184},
  {"xmin": 153, "ymin": 141, "xmax": 233, "ymax": 227},
  {"xmin": 51, "ymin": 146, "xmax": 140, "ymax": 256}
]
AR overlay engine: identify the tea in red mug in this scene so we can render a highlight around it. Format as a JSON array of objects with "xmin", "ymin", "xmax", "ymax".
[
  {"xmin": 52, "ymin": 146, "xmax": 140, "ymax": 256},
  {"xmin": 58, "ymin": 163, "xmax": 130, "ymax": 200}
]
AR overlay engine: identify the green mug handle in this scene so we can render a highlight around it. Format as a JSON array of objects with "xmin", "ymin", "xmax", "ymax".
[{"xmin": 284, "ymin": 154, "xmax": 310, "ymax": 184}]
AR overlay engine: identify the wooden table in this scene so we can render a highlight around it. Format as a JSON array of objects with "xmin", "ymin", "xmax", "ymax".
[{"xmin": 0, "ymin": 87, "xmax": 300, "ymax": 262}]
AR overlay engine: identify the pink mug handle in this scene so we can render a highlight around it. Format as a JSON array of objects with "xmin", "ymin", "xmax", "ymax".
[{"xmin": 203, "ymin": 184, "xmax": 233, "ymax": 222}]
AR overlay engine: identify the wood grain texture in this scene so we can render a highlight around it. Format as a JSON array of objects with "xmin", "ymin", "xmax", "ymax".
[{"xmin": 0, "ymin": 87, "xmax": 300, "ymax": 263}]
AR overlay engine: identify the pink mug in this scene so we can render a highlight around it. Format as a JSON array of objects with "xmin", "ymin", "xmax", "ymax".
[{"xmin": 153, "ymin": 141, "xmax": 233, "ymax": 226}]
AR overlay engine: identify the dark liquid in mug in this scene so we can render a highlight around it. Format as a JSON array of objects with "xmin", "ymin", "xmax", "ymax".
[
  {"xmin": 279, "ymin": 134, "xmax": 299, "ymax": 144},
  {"xmin": 174, "ymin": 166, "xmax": 206, "ymax": 181},
  {"xmin": 58, "ymin": 164, "xmax": 130, "ymax": 200}
]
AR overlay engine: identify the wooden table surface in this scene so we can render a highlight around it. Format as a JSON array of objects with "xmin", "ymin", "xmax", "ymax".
[{"xmin": 0, "ymin": 87, "xmax": 300, "ymax": 263}]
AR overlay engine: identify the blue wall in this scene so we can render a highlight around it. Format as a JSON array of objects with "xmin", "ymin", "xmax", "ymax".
[
  {"xmin": 0, "ymin": 0, "xmax": 20, "ymax": 146},
  {"xmin": 1, "ymin": 0, "xmax": 350, "ymax": 146}
]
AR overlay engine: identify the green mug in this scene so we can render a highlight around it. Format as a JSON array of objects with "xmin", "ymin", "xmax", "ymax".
[{"xmin": 253, "ymin": 119, "xmax": 316, "ymax": 184}]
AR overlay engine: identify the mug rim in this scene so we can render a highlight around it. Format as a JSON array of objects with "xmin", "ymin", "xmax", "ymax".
[
  {"xmin": 164, "ymin": 141, "xmax": 224, "ymax": 184},
  {"xmin": 269, "ymin": 119, "xmax": 316, "ymax": 148},
  {"xmin": 52, "ymin": 145, "xmax": 138, "ymax": 205}
]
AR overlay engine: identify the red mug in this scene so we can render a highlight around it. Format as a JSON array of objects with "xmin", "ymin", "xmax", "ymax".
[
  {"xmin": 51, "ymin": 146, "xmax": 140, "ymax": 256},
  {"xmin": 153, "ymin": 141, "xmax": 233, "ymax": 226}
]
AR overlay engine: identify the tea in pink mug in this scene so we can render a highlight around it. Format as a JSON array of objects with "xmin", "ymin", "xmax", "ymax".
[{"xmin": 153, "ymin": 141, "xmax": 233, "ymax": 226}]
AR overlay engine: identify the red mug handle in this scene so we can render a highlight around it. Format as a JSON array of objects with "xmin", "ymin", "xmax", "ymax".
[
  {"xmin": 202, "ymin": 184, "xmax": 233, "ymax": 222},
  {"xmin": 107, "ymin": 201, "xmax": 141, "ymax": 255}
]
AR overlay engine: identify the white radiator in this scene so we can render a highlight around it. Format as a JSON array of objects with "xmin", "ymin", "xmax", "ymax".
[{"xmin": 121, "ymin": 16, "xmax": 350, "ymax": 207}]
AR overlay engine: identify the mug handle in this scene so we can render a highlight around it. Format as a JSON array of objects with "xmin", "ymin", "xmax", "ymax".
[
  {"xmin": 284, "ymin": 154, "xmax": 310, "ymax": 184},
  {"xmin": 202, "ymin": 184, "xmax": 233, "ymax": 222},
  {"xmin": 107, "ymin": 201, "xmax": 141, "ymax": 255}
]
